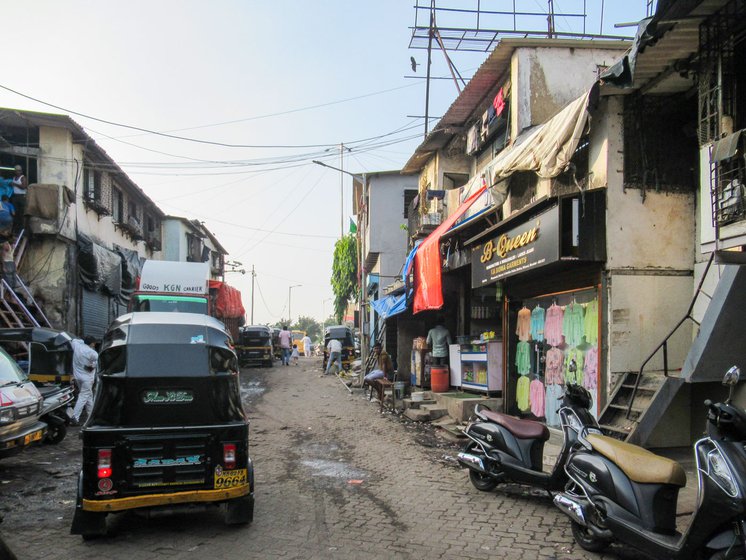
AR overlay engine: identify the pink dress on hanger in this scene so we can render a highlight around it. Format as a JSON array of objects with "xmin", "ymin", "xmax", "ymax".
[
  {"xmin": 529, "ymin": 378, "xmax": 545, "ymax": 418},
  {"xmin": 544, "ymin": 304, "xmax": 564, "ymax": 347}
]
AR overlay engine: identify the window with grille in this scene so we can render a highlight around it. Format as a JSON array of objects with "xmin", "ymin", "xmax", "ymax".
[
  {"xmin": 112, "ymin": 187, "xmax": 123, "ymax": 223},
  {"xmin": 403, "ymin": 189, "xmax": 417, "ymax": 218},
  {"xmin": 83, "ymin": 168, "xmax": 101, "ymax": 201}
]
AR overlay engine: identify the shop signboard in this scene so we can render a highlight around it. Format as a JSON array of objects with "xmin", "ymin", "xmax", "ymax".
[{"xmin": 471, "ymin": 205, "xmax": 559, "ymax": 288}]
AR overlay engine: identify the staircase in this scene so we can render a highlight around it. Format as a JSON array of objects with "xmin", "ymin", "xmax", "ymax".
[
  {"xmin": 0, "ymin": 230, "xmax": 52, "ymax": 330},
  {"xmin": 598, "ymin": 253, "xmax": 715, "ymax": 444}
]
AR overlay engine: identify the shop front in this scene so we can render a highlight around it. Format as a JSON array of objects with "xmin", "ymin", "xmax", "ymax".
[{"xmin": 468, "ymin": 191, "xmax": 606, "ymax": 426}]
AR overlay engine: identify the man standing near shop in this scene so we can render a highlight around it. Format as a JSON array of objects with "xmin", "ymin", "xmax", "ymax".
[
  {"xmin": 70, "ymin": 336, "xmax": 98, "ymax": 425},
  {"xmin": 426, "ymin": 316, "xmax": 452, "ymax": 366},
  {"xmin": 301, "ymin": 333, "xmax": 312, "ymax": 358},
  {"xmin": 278, "ymin": 325, "xmax": 292, "ymax": 366}
]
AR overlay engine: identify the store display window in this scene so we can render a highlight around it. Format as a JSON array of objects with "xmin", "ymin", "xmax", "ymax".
[{"xmin": 505, "ymin": 286, "xmax": 600, "ymax": 427}]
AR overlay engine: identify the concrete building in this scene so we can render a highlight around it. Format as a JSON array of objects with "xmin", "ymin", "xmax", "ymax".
[
  {"xmin": 162, "ymin": 216, "xmax": 227, "ymax": 280},
  {"xmin": 352, "ymin": 170, "xmax": 418, "ymax": 370}
]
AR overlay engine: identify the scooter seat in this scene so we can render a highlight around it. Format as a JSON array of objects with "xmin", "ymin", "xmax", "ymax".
[
  {"xmin": 481, "ymin": 409, "xmax": 550, "ymax": 441},
  {"xmin": 586, "ymin": 434, "xmax": 686, "ymax": 487}
]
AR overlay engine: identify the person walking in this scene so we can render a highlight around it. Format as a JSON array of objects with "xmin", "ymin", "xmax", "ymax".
[
  {"xmin": 70, "ymin": 336, "xmax": 99, "ymax": 425},
  {"xmin": 426, "ymin": 316, "xmax": 453, "ymax": 366},
  {"xmin": 278, "ymin": 325, "xmax": 292, "ymax": 366},
  {"xmin": 301, "ymin": 334, "xmax": 312, "ymax": 358},
  {"xmin": 325, "ymin": 337, "xmax": 343, "ymax": 375}
]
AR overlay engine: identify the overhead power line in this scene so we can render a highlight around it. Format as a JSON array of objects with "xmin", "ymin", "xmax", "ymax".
[{"xmin": 0, "ymin": 82, "xmax": 422, "ymax": 149}]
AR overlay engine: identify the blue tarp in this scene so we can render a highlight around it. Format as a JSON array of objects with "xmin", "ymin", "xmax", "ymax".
[{"xmin": 370, "ymin": 293, "xmax": 408, "ymax": 320}]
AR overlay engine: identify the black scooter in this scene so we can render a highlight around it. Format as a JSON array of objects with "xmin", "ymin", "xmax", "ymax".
[
  {"xmin": 38, "ymin": 384, "xmax": 74, "ymax": 444},
  {"xmin": 457, "ymin": 384, "xmax": 600, "ymax": 492},
  {"xmin": 554, "ymin": 366, "xmax": 746, "ymax": 559}
]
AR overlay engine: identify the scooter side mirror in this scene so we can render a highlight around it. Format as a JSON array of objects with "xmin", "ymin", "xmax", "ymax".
[{"xmin": 723, "ymin": 366, "xmax": 740, "ymax": 404}]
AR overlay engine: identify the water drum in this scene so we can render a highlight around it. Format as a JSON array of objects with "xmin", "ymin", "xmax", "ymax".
[{"xmin": 430, "ymin": 365, "xmax": 449, "ymax": 393}]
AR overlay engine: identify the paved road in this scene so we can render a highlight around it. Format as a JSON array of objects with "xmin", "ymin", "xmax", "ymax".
[{"xmin": 0, "ymin": 357, "xmax": 644, "ymax": 559}]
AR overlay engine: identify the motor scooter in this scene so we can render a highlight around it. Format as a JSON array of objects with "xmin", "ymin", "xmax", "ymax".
[
  {"xmin": 554, "ymin": 366, "xmax": 746, "ymax": 559},
  {"xmin": 457, "ymin": 384, "xmax": 600, "ymax": 492},
  {"xmin": 37, "ymin": 384, "xmax": 74, "ymax": 444}
]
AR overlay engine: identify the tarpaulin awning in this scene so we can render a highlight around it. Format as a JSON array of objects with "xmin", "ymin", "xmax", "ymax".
[
  {"xmin": 370, "ymin": 293, "xmax": 408, "ymax": 320},
  {"xmin": 78, "ymin": 232, "xmax": 122, "ymax": 295},
  {"xmin": 413, "ymin": 182, "xmax": 488, "ymax": 314},
  {"xmin": 486, "ymin": 86, "xmax": 597, "ymax": 184},
  {"xmin": 209, "ymin": 280, "xmax": 245, "ymax": 319}
]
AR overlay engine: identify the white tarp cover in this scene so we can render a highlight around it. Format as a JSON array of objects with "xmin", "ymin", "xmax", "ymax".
[
  {"xmin": 138, "ymin": 260, "xmax": 210, "ymax": 295},
  {"xmin": 485, "ymin": 87, "xmax": 594, "ymax": 183}
]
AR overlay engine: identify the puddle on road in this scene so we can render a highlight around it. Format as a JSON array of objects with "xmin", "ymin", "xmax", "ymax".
[
  {"xmin": 241, "ymin": 380, "xmax": 265, "ymax": 399},
  {"xmin": 300, "ymin": 459, "xmax": 366, "ymax": 480}
]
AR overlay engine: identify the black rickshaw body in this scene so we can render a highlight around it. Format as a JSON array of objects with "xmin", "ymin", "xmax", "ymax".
[
  {"xmin": 0, "ymin": 327, "xmax": 73, "ymax": 385},
  {"xmin": 271, "ymin": 328, "xmax": 281, "ymax": 360},
  {"xmin": 322, "ymin": 325, "xmax": 355, "ymax": 371},
  {"xmin": 236, "ymin": 325, "xmax": 273, "ymax": 367},
  {"xmin": 71, "ymin": 312, "xmax": 253, "ymax": 535}
]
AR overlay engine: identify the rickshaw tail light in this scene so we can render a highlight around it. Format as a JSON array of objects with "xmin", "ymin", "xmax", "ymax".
[
  {"xmin": 98, "ymin": 449, "xmax": 112, "ymax": 479},
  {"xmin": 223, "ymin": 443, "xmax": 236, "ymax": 469}
]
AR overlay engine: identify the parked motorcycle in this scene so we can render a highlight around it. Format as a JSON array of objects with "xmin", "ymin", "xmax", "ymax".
[
  {"xmin": 457, "ymin": 384, "xmax": 599, "ymax": 492},
  {"xmin": 37, "ymin": 384, "xmax": 74, "ymax": 444},
  {"xmin": 554, "ymin": 366, "xmax": 746, "ymax": 559}
]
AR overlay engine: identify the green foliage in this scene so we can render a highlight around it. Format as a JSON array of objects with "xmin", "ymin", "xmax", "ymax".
[
  {"xmin": 292, "ymin": 315, "xmax": 321, "ymax": 341},
  {"xmin": 330, "ymin": 234, "xmax": 358, "ymax": 323}
]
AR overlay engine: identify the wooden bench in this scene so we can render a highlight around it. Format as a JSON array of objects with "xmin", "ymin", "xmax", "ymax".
[{"xmin": 366, "ymin": 378, "xmax": 394, "ymax": 412}]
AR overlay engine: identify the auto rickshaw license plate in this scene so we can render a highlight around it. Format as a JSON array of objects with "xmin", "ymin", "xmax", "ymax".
[
  {"xmin": 214, "ymin": 468, "xmax": 247, "ymax": 489},
  {"xmin": 24, "ymin": 430, "xmax": 43, "ymax": 445}
]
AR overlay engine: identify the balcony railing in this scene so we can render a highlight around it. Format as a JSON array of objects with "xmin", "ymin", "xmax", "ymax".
[
  {"xmin": 711, "ymin": 132, "xmax": 746, "ymax": 227},
  {"xmin": 407, "ymin": 193, "xmax": 444, "ymax": 240}
]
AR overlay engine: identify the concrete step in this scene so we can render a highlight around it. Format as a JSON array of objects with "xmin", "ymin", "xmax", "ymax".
[
  {"xmin": 404, "ymin": 408, "xmax": 432, "ymax": 422},
  {"xmin": 419, "ymin": 404, "xmax": 448, "ymax": 420},
  {"xmin": 401, "ymin": 398, "xmax": 437, "ymax": 410}
]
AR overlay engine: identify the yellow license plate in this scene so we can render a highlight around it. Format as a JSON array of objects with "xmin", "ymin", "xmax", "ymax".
[
  {"xmin": 24, "ymin": 430, "xmax": 43, "ymax": 445},
  {"xmin": 214, "ymin": 468, "xmax": 247, "ymax": 489}
]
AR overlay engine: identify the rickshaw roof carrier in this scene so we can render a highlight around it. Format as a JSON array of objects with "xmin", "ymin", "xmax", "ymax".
[{"xmin": 0, "ymin": 327, "xmax": 72, "ymax": 347}]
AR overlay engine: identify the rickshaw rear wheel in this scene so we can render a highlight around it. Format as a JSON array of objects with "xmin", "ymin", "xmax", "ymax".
[{"xmin": 224, "ymin": 495, "xmax": 254, "ymax": 525}]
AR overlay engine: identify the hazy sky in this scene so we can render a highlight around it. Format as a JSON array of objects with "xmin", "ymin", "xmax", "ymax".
[{"xmin": 0, "ymin": 1, "xmax": 645, "ymax": 325}]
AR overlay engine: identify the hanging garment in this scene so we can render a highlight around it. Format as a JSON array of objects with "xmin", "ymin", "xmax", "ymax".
[
  {"xmin": 530, "ymin": 378, "xmax": 546, "ymax": 418},
  {"xmin": 584, "ymin": 298, "xmax": 599, "ymax": 346},
  {"xmin": 516, "ymin": 375, "xmax": 531, "ymax": 412},
  {"xmin": 516, "ymin": 307, "xmax": 531, "ymax": 342},
  {"xmin": 545, "ymin": 347, "xmax": 564, "ymax": 385},
  {"xmin": 515, "ymin": 340, "xmax": 531, "ymax": 375},
  {"xmin": 530, "ymin": 305, "xmax": 546, "ymax": 342},
  {"xmin": 563, "ymin": 302, "xmax": 585, "ymax": 347},
  {"xmin": 544, "ymin": 304, "xmax": 564, "ymax": 347},
  {"xmin": 583, "ymin": 346, "xmax": 598, "ymax": 391},
  {"xmin": 564, "ymin": 347, "xmax": 585, "ymax": 385},
  {"xmin": 545, "ymin": 383, "xmax": 563, "ymax": 427}
]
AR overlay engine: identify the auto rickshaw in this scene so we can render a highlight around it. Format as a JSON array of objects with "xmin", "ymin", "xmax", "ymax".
[
  {"xmin": 291, "ymin": 330, "xmax": 306, "ymax": 355},
  {"xmin": 322, "ymin": 325, "xmax": 355, "ymax": 371},
  {"xmin": 0, "ymin": 327, "xmax": 73, "ymax": 385},
  {"xmin": 71, "ymin": 312, "xmax": 254, "ymax": 538},
  {"xmin": 236, "ymin": 325, "xmax": 273, "ymax": 367}
]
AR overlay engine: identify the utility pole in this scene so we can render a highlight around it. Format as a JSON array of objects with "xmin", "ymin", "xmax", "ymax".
[
  {"xmin": 339, "ymin": 142, "xmax": 344, "ymax": 238},
  {"xmin": 250, "ymin": 264, "xmax": 256, "ymax": 324},
  {"xmin": 424, "ymin": 0, "xmax": 434, "ymax": 137}
]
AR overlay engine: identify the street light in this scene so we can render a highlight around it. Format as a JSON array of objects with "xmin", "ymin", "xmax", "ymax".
[
  {"xmin": 312, "ymin": 160, "xmax": 366, "ymax": 239},
  {"xmin": 288, "ymin": 284, "xmax": 301, "ymax": 325}
]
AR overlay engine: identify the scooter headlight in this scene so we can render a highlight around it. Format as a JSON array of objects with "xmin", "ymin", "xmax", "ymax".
[{"xmin": 707, "ymin": 448, "xmax": 739, "ymax": 498}]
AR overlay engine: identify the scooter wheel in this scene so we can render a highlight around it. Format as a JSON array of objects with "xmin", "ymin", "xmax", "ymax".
[
  {"xmin": 464, "ymin": 442, "xmax": 499, "ymax": 492},
  {"xmin": 44, "ymin": 423, "xmax": 67, "ymax": 445},
  {"xmin": 571, "ymin": 520, "xmax": 608, "ymax": 553}
]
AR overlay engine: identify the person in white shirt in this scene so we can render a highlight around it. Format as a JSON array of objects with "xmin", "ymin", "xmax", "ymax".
[
  {"xmin": 70, "ymin": 336, "xmax": 99, "ymax": 425},
  {"xmin": 325, "ymin": 338, "xmax": 343, "ymax": 375},
  {"xmin": 301, "ymin": 335, "xmax": 312, "ymax": 357}
]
